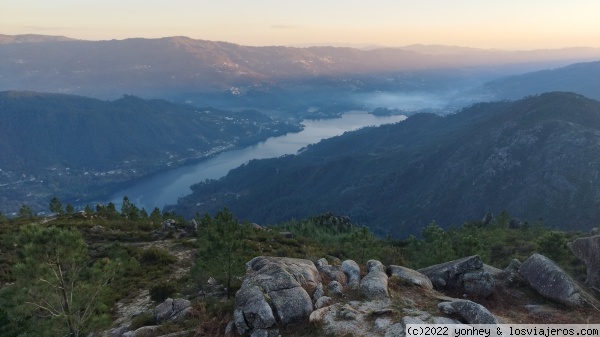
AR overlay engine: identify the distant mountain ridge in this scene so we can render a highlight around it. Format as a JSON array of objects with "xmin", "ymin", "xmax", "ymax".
[
  {"xmin": 172, "ymin": 92, "xmax": 600, "ymax": 237},
  {"xmin": 481, "ymin": 60, "xmax": 600, "ymax": 101},
  {"xmin": 2, "ymin": 35, "xmax": 600, "ymax": 111},
  {"xmin": 0, "ymin": 34, "xmax": 76, "ymax": 44},
  {"xmin": 0, "ymin": 91, "xmax": 299, "ymax": 212}
]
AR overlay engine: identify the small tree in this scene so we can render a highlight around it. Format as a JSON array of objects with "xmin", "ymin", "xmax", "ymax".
[
  {"xmin": 84, "ymin": 204, "xmax": 94, "ymax": 215},
  {"xmin": 65, "ymin": 203, "xmax": 75, "ymax": 215},
  {"xmin": 121, "ymin": 196, "xmax": 139, "ymax": 221},
  {"xmin": 18, "ymin": 204, "xmax": 34, "ymax": 218},
  {"xmin": 346, "ymin": 226, "xmax": 378, "ymax": 264},
  {"xmin": 195, "ymin": 208, "xmax": 249, "ymax": 299},
  {"xmin": 12, "ymin": 224, "xmax": 118, "ymax": 336},
  {"xmin": 49, "ymin": 196, "xmax": 63, "ymax": 215},
  {"xmin": 150, "ymin": 207, "xmax": 163, "ymax": 224}
]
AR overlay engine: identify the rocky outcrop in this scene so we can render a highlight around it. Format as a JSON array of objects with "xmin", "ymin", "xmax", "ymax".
[
  {"xmin": 568, "ymin": 235, "xmax": 600, "ymax": 290},
  {"xmin": 438, "ymin": 299, "xmax": 499, "ymax": 324},
  {"xmin": 342, "ymin": 259, "xmax": 361, "ymax": 288},
  {"xmin": 110, "ymin": 297, "xmax": 192, "ymax": 337},
  {"xmin": 418, "ymin": 255, "xmax": 494, "ymax": 297},
  {"xmin": 154, "ymin": 298, "xmax": 192, "ymax": 324},
  {"xmin": 387, "ymin": 265, "xmax": 433, "ymax": 289},
  {"xmin": 519, "ymin": 253, "xmax": 585, "ymax": 306},
  {"xmin": 310, "ymin": 300, "xmax": 462, "ymax": 337},
  {"xmin": 121, "ymin": 325, "xmax": 160, "ymax": 337},
  {"xmin": 360, "ymin": 260, "xmax": 389, "ymax": 300},
  {"xmin": 309, "ymin": 300, "xmax": 395, "ymax": 336},
  {"xmin": 316, "ymin": 258, "xmax": 347, "ymax": 285},
  {"xmin": 495, "ymin": 259, "xmax": 523, "ymax": 287},
  {"xmin": 234, "ymin": 257, "xmax": 321, "ymax": 336}
]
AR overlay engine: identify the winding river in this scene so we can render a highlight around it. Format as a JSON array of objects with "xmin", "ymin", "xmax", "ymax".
[{"xmin": 110, "ymin": 112, "xmax": 406, "ymax": 211}]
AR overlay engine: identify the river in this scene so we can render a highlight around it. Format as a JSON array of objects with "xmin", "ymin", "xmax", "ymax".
[{"xmin": 110, "ymin": 112, "xmax": 406, "ymax": 211}]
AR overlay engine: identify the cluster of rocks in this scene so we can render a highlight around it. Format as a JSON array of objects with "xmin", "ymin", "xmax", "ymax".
[
  {"xmin": 109, "ymin": 298, "xmax": 192, "ymax": 337},
  {"xmin": 231, "ymin": 246, "xmax": 600, "ymax": 337},
  {"xmin": 231, "ymin": 256, "xmax": 495, "ymax": 337},
  {"xmin": 104, "ymin": 232, "xmax": 600, "ymax": 336},
  {"xmin": 151, "ymin": 219, "xmax": 197, "ymax": 239}
]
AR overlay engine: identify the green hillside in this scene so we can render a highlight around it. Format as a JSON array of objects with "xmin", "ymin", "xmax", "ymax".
[
  {"xmin": 0, "ymin": 91, "xmax": 300, "ymax": 212},
  {"xmin": 173, "ymin": 92, "xmax": 600, "ymax": 237}
]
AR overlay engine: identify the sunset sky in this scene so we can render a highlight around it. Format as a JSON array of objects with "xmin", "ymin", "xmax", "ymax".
[{"xmin": 2, "ymin": 0, "xmax": 600, "ymax": 49}]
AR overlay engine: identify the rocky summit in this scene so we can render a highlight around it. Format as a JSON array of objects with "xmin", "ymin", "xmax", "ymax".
[{"xmin": 102, "ymin": 252, "xmax": 600, "ymax": 336}]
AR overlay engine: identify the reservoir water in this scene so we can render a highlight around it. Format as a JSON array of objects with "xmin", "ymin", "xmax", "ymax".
[{"xmin": 110, "ymin": 112, "xmax": 406, "ymax": 211}]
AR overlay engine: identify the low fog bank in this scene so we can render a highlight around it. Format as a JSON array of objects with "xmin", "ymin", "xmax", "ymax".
[{"xmin": 354, "ymin": 90, "xmax": 493, "ymax": 115}]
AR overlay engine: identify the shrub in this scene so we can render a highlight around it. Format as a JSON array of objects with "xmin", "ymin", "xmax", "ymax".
[
  {"xmin": 149, "ymin": 281, "xmax": 177, "ymax": 303},
  {"xmin": 129, "ymin": 311, "xmax": 156, "ymax": 331},
  {"xmin": 138, "ymin": 247, "xmax": 176, "ymax": 266}
]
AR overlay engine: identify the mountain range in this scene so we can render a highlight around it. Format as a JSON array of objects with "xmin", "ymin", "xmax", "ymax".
[
  {"xmin": 3, "ymin": 35, "xmax": 600, "ymax": 116},
  {"xmin": 172, "ymin": 92, "xmax": 600, "ymax": 237},
  {"xmin": 0, "ymin": 91, "xmax": 299, "ymax": 213}
]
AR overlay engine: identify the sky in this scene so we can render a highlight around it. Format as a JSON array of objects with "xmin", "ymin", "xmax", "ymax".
[{"xmin": 2, "ymin": 0, "xmax": 600, "ymax": 49}]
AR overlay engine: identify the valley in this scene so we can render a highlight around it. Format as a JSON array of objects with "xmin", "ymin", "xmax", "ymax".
[
  {"xmin": 0, "ymin": 91, "xmax": 301, "ymax": 214},
  {"xmin": 2, "ymin": 3, "xmax": 600, "ymax": 333}
]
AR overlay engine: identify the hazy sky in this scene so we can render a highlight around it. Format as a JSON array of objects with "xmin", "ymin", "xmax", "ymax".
[{"xmin": 2, "ymin": 0, "xmax": 600, "ymax": 49}]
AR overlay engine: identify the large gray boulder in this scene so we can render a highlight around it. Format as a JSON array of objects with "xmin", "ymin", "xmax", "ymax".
[
  {"xmin": 418, "ymin": 255, "xmax": 494, "ymax": 297},
  {"xmin": 360, "ymin": 260, "xmax": 389, "ymax": 300},
  {"xmin": 568, "ymin": 235, "xmax": 600, "ymax": 290},
  {"xmin": 234, "ymin": 280, "xmax": 277, "ymax": 334},
  {"xmin": 519, "ymin": 253, "xmax": 585, "ymax": 306},
  {"xmin": 269, "ymin": 287, "xmax": 313, "ymax": 325},
  {"xmin": 342, "ymin": 259, "xmax": 361, "ymax": 288},
  {"xmin": 155, "ymin": 298, "xmax": 174, "ymax": 323},
  {"xmin": 438, "ymin": 300, "xmax": 499, "ymax": 324},
  {"xmin": 387, "ymin": 265, "xmax": 433, "ymax": 289},
  {"xmin": 461, "ymin": 270, "xmax": 494, "ymax": 297},
  {"xmin": 234, "ymin": 257, "xmax": 321, "ymax": 336}
]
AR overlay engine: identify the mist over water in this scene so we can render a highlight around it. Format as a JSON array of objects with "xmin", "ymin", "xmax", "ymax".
[
  {"xmin": 110, "ymin": 113, "xmax": 406, "ymax": 211},
  {"xmin": 359, "ymin": 91, "xmax": 449, "ymax": 111}
]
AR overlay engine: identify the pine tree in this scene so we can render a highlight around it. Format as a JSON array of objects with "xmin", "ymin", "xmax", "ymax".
[
  {"xmin": 49, "ymin": 196, "xmax": 64, "ymax": 215},
  {"xmin": 11, "ymin": 224, "xmax": 119, "ymax": 336},
  {"xmin": 195, "ymin": 209, "xmax": 249, "ymax": 299}
]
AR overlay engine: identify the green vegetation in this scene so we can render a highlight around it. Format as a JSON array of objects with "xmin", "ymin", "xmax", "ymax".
[
  {"xmin": 194, "ymin": 209, "xmax": 250, "ymax": 299},
  {"xmin": 5, "ymin": 224, "xmax": 118, "ymax": 337},
  {"xmin": 0, "ymin": 196, "xmax": 592, "ymax": 336}
]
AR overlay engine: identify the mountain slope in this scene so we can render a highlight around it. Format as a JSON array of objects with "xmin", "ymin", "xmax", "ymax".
[
  {"xmin": 482, "ymin": 61, "xmax": 600, "ymax": 101},
  {"xmin": 173, "ymin": 92, "xmax": 600, "ymax": 237},
  {"xmin": 0, "ymin": 91, "xmax": 299, "ymax": 212}
]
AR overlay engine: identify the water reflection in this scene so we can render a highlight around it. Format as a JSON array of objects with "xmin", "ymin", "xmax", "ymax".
[{"xmin": 110, "ymin": 113, "xmax": 406, "ymax": 210}]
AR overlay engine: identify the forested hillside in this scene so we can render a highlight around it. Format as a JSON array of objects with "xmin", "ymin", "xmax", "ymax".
[
  {"xmin": 173, "ymin": 92, "xmax": 600, "ymax": 237},
  {"xmin": 0, "ymin": 91, "xmax": 300, "ymax": 212}
]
